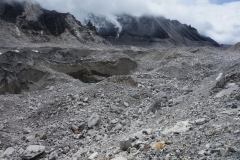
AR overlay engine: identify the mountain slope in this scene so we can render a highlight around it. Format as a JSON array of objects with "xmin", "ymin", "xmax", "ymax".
[
  {"xmin": 227, "ymin": 42, "xmax": 240, "ymax": 53},
  {"xmin": 0, "ymin": 0, "xmax": 108, "ymax": 48},
  {"xmin": 83, "ymin": 14, "xmax": 219, "ymax": 46}
]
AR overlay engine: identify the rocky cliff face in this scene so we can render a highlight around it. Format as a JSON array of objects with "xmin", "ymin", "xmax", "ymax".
[
  {"xmin": 0, "ymin": 48, "xmax": 137, "ymax": 94},
  {"xmin": 0, "ymin": 1, "xmax": 108, "ymax": 48},
  {"xmin": 83, "ymin": 13, "xmax": 120, "ymax": 37},
  {"xmin": 84, "ymin": 14, "xmax": 219, "ymax": 46}
]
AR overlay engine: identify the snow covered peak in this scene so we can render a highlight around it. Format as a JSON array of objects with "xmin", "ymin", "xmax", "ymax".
[{"xmin": 82, "ymin": 13, "xmax": 122, "ymax": 37}]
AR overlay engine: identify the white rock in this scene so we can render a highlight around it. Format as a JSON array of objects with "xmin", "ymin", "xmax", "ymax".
[
  {"xmin": 83, "ymin": 97, "xmax": 89, "ymax": 102},
  {"xmin": 110, "ymin": 118, "xmax": 119, "ymax": 124},
  {"xmin": 72, "ymin": 150, "xmax": 81, "ymax": 159},
  {"xmin": 124, "ymin": 102, "xmax": 129, "ymax": 107},
  {"xmin": 63, "ymin": 146, "xmax": 70, "ymax": 154},
  {"xmin": 220, "ymin": 148, "xmax": 229, "ymax": 156},
  {"xmin": 73, "ymin": 94, "xmax": 80, "ymax": 100},
  {"xmin": 15, "ymin": 26, "xmax": 21, "ymax": 36},
  {"xmin": 130, "ymin": 131, "xmax": 147, "ymax": 141},
  {"xmin": 28, "ymin": 106, "xmax": 35, "ymax": 110},
  {"xmin": 49, "ymin": 151, "xmax": 58, "ymax": 160},
  {"xmin": 88, "ymin": 113, "xmax": 100, "ymax": 128},
  {"xmin": 115, "ymin": 123, "xmax": 123, "ymax": 130},
  {"xmin": 22, "ymin": 145, "xmax": 45, "ymax": 160},
  {"xmin": 111, "ymin": 156, "xmax": 127, "ymax": 160},
  {"xmin": 166, "ymin": 154, "xmax": 171, "ymax": 160},
  {"xmin": 31, "ymin": 50, "xmax": 39, "ymax": 53},
  {"xmin": 219, "ymin": 109, "xmax": 239, "ymax": 115},
  {"xmin": 216, "ymin": 73, "xmax": 223, "ymax": 81},
  {"xmin": 198, "ymin": 150, "xmax": 206, "ymax": 155},
  {"xmin": 143, "ymin": 128, "xmax": 152, "ymax": 135},
  {"xmin": 195, "ymin": 118, "xmax": 207, "ymax": 125},
  {"xmin": 161, "ymin": 121, "xmax": 192, "ymax": 135},
  {"xmin": 12, "ymin": 50, "xmax": 19, "ymax": 53},
  {"xmin": 18, "ymin": 148, "xmax": 24, "ymax": 155},
  {"xmin": 0, "ymin": 124, "xmax": 4, "ymax": 130},
  {"xmin": 216, "ymin": 83, "xmax": 238, "ymax": 98},
  {"xmin": 49, "ymin": 86, "xmax": 54, "ymax": 90},
  {"xmin": 206, "ymin": 144, "xmax": 211, "ymax": 149},
  {"xmin": 23, "ymin": 128, "xmax": 31, "ymax": 134},
  {"xmin": 26, "ymin": 135, "xmax": 35, "ymax": 142},
  {"xmin": 88, "ymin": 152, "xmax": 98, "ymax": 160},
  {"xmin": 1, "ymin": 147, "xmax": 15, "ymax": 157}
]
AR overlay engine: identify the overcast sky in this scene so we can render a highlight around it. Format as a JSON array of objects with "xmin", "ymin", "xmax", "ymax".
[{"xmin": 34, "ymin": 0, "xmax": 240, "ymax": 45}]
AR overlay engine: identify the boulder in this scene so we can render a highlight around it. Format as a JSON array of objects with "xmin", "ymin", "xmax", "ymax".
[
  {"xmin": 119, "ymin": 140, "xmax": 132, "ymax": 151},
  {"xmin": 1, "ymin": 147, "xmax": 15, "ymax": 157},
  {"xmin": 161, "ymin": 121, "xmax": 192, "ymax": 135},
  {"xmin": 88, "ymin": 113, "xmax": 100, "ymax": 128},
  {"xmin": 22, "ymin": 145, "xmax": 45, "ymax": 160},
  {"xmin": 49, "ymin": 151, "xmax": 58, "ymax": 160}
]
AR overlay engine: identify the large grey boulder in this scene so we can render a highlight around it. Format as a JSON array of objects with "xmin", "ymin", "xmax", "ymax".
[
  {"xmin": 1, "ymin": 147, "xmax": 15, "ymax": 157},
  {"xmin": 22, "ymin": 145, "xmax": 45, "ymax": 160}
]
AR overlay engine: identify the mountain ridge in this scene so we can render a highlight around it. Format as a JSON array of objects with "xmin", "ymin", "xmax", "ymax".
[
  {"xmin": 0, "ymin": 0, "xmax": 220, "ymax": 48},
  {"xmin": 83, "ymin": 13, "xmax": 219, "ymax": 47},
  {"xmin": 0, "ymin": 0, "xmax": 108, "ymax": 48}
]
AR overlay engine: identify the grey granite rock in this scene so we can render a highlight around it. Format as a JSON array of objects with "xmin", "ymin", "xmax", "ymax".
[
  {"xmin": 88, "ymin": 113, "xmax": 100, "ymax": 128},
  {"xmin": 22, "ymin": 145, "xmax": 45, "ymax": 160},
  {"xmin": 119, "ymin": 140, "xmax": 132, "ymax": 151}
]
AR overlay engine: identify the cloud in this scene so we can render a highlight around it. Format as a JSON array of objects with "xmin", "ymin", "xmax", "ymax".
[
  {"xmin": 209, "ymin": 0, "xmax": 239, "ymax": 4},
  {"xmin": 2, "ymin": 0, "xmax": 36, "ymax": 3},
  {"xmin": 34, "ymin": 0, "xmax": 240, "ymax": 45}
]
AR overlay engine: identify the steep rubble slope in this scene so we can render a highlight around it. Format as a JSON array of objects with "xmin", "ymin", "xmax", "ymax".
[
  {"xmin": 0, "ymin": 0, "xmax": 108, "ymax": 48},
  {"xmin": 228, "ymin": 42, "xmax": 240, "ymax": 53}
]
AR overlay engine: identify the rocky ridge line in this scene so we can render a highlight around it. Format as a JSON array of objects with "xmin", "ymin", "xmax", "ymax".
[{"xmin": 0, "ymin": 0, "xmax": 109, "ymax": 48}]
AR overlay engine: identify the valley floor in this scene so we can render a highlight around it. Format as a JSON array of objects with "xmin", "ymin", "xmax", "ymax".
[{"xmin": 0, "ymin": 45, "xmax": 240, "ymax": 160}]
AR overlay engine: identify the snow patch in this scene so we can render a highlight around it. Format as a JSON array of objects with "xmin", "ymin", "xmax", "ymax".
[
  {"xmin": 15, "ymin": 26, "xmax": 21, "ymax": 36},
  {"xmin": 12, "ymin": 50, "xmax": 19, "ymax": 53},
  {"xmin": 32, "ymin": 50, "xmax": 39, "ymax": 53},
  {"xmin": 82, "ymin": 13, "xmax": 122, "ymax": 37},
  {"xmin": 107, "ymin": 14, "xmax": 122, "ymax": 37}
]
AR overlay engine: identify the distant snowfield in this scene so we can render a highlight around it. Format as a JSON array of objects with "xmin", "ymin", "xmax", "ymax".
[{"xmin": 80, "ymin": 13, "xmax": 123, "ymax": 37}]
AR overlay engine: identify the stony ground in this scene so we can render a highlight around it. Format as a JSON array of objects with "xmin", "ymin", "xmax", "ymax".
[{"xmin": 0, "ymin": 45, "xmax": 240, "ymax": 160}]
